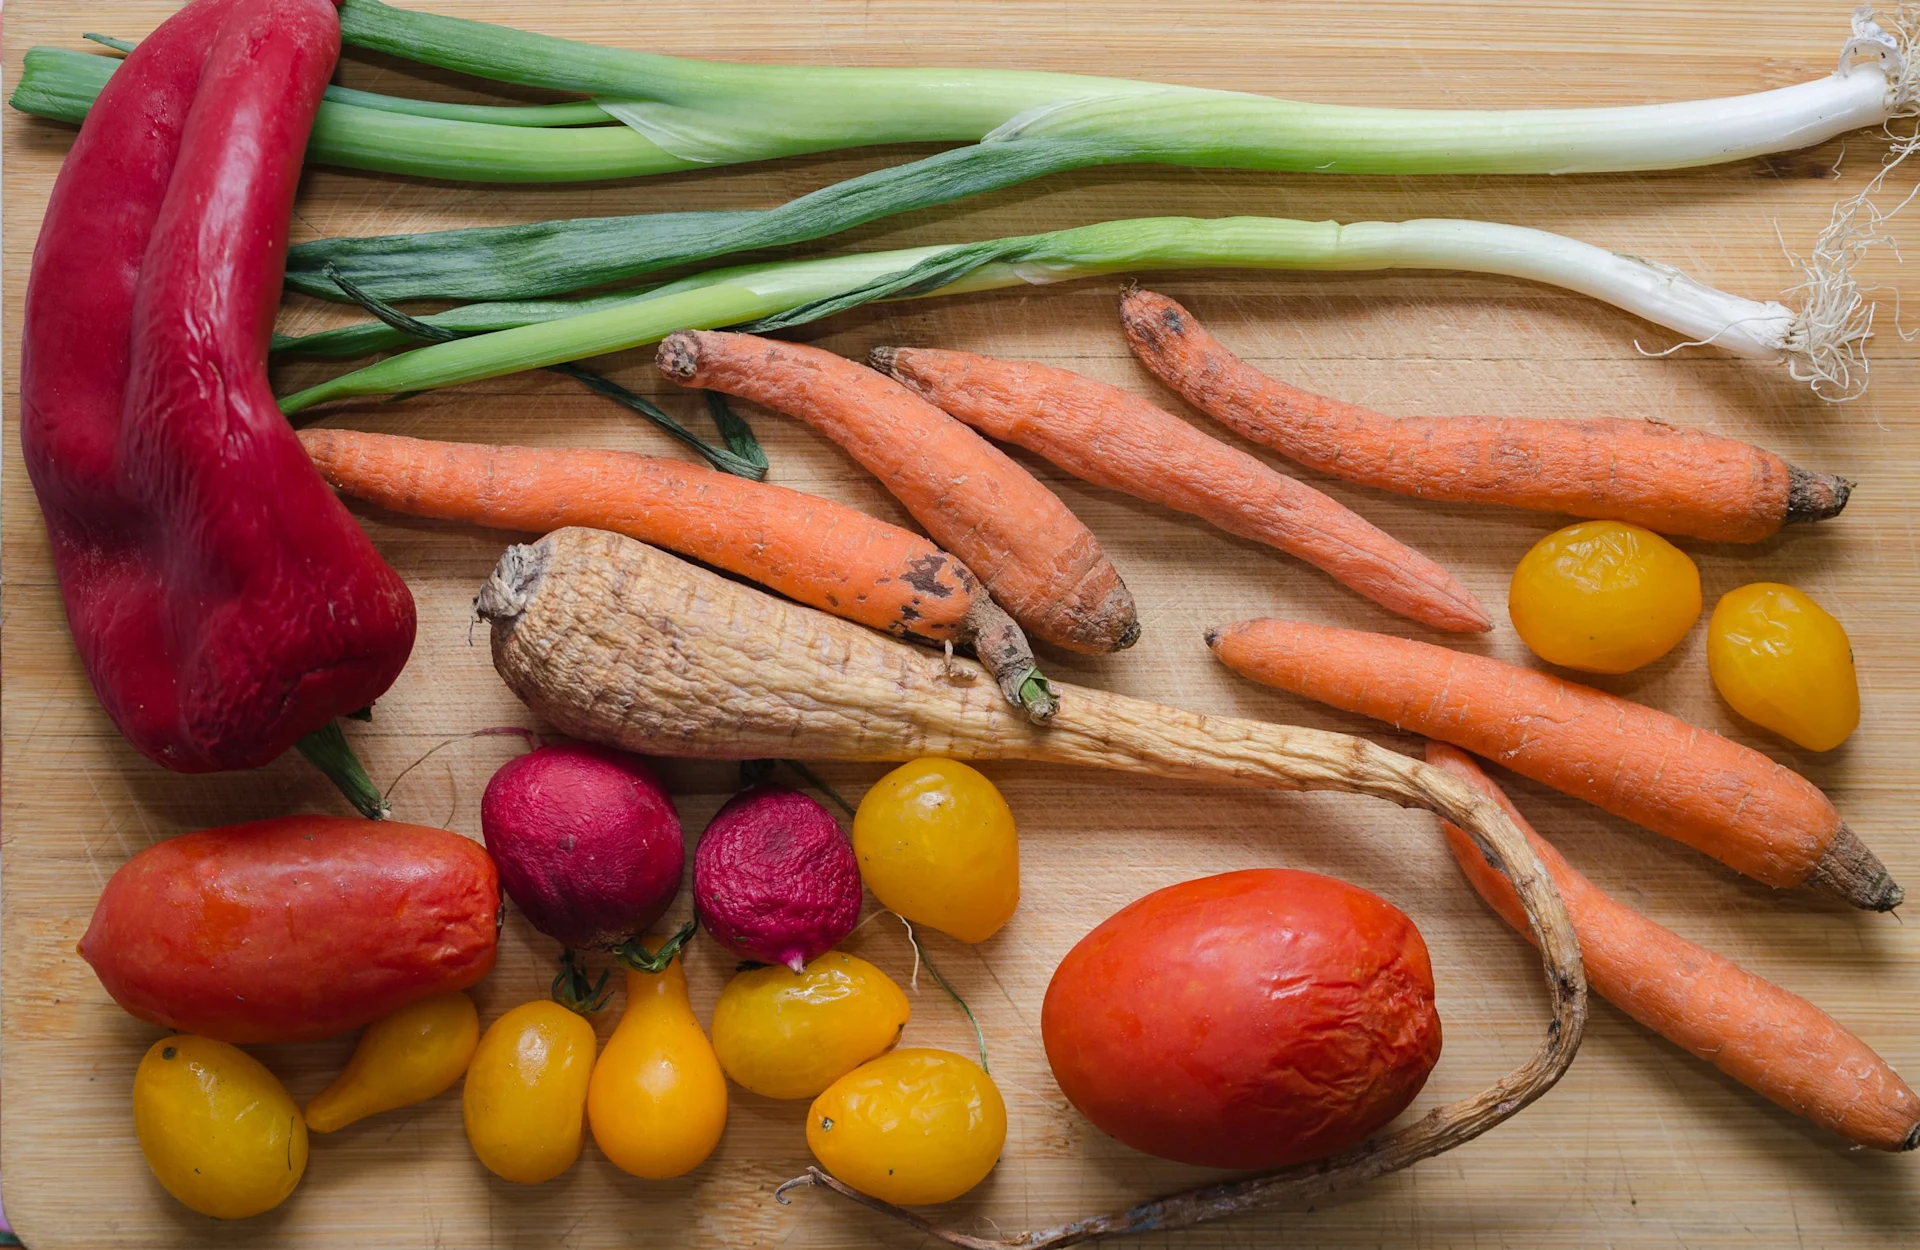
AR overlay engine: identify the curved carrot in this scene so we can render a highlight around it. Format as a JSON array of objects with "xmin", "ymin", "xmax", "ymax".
[
  {"xmin": 869, "ymin": 344, "xmax": 1490, "ymax": 634},
  {"xmin": 298, "ymin": 428, "xmax": 1055, "ymax": 719},
  {"xmin": 1122, "ymin": 289, "xmax": 1850, "ymax": 544},
  {"xmin": 1205, "ymin": 617, "xmax": 1899, "ymax": 911},
  {"xmin": 1427, "ymin": 743, "xmax": 1918, "ymax": 1152},
  {"xmin": 657, "ymin": 331, "xmax": 1137, "ymax": 655}
]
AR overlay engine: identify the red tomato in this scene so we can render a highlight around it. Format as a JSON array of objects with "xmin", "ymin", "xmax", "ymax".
[
  {"xmin": 1041, "ymin": 868, "xmax": 1440, "ymax": 1169},
  {"xmin": 81, "ymin": 816, "xmax": 499, "ymax": 1043}
]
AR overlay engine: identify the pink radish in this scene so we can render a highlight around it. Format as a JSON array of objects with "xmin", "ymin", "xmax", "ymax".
[
  {"xmin": 481, "ymin": 743, "xmax": 684, "ymax": 950},
  {"xmin": 694, "ymin": 785, "xmax": 862, "ymax": 971}
]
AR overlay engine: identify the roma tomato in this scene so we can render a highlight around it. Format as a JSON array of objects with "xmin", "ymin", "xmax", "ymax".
[
  {"xmin": 711, "ymin": 952, "xmax": 910, "ymax": 1099},
  {"xmin": 1042, "ymin": 868, "xmax": 1440, "ymax": 1170},
  {"xmin": 807, "ymin": 1048, "xmax": 1006, "ymax": 1205},
  {"xmin": 587, "ymin": 945, "xmax": 728, "ymax": 1179},
  {"xmin": 134, "ymin": 1035, "xmax": 307, "ymax": 1219},
  {"xmin": 81, "ymin": 816, "xmax": 499, "ymax": 1043},
  {"xmin": 463, "ymin": 1000, "xmax": 598, "ymax": 1184},
  {"xmin": 852, "ymin": 758, "xmax": 1018, "ymax": 942},
  {"xmin": 307, "ymin": 992, "xmax": 480, "ymax": 1132}
]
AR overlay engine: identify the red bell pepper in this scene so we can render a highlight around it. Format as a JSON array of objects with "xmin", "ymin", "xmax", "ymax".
[{"xmin": 19, "ymin": 0, "xmax": 415, "ymax": 792}]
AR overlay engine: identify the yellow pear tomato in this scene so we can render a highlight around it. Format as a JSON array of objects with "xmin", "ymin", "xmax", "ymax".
[
  {"xmin": 852, "ymin": 759, "xmax": 1018, "ymax": 942},
  {"xmin": 711, "ymin": 952, "xmax": 910, "ymax": 1099},
  {"xmin": 587, "ymin": 945, "xmax": 728, "ymax": 1179},
  {"xmin": 463, "ymin": 1000, "xmax": 597, "ymax": 1184},
  {"xmin": 1508, "ymin": 520, "xmax": 1701, "ymax": 673},
  {"xmin": 133, "ymin": 1035, "xmax": 307, "ymax": 1219},
  {"xmin": 807, "ymin": 1047, "xmax": 1006, "ymax": 1205},
  {"xmin": 1708, "ymin": 582, "xmax": 1860, "ymax": 751},
  {"xmin": 307, "ymin": 992, "xmax": 480, "ymax": 1133}
]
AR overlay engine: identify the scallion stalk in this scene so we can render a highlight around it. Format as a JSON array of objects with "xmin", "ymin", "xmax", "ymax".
[
  {"xmin": 333, "ymin": 0, "xmax": 1915, "ymax": 178},
  {"xmin": 277, "ymin": 215, "xmax": 1843, "ymax": 414}
]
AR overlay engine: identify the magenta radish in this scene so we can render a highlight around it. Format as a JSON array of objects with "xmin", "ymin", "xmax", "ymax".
[
  {"xmin": 693, "ymin": 785, "xmax": 862, "ymax": 971},
  {"xmin": 481, "ymin": 742, "xmax": 684, "ymax": 950}
]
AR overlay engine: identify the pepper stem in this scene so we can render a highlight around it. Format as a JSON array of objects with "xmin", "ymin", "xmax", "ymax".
[
  {"xmin": 613, "ymin": 918, "xmax": 698, "ymax": 973},
  {"xmin": 294, "ymin": 720, "xmax": 390, "ymax": 820}
]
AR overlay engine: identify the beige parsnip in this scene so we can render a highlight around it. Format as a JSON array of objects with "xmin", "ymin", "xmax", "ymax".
[{"xmin": 475, "ymin": 526, "xmax": 1587, "ymax": 1250}]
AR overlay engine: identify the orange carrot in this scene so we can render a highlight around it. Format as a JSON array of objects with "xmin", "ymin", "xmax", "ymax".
[
  {"xmin": 1428, "ymin": 743, "xmax": 1918, "ymax": 1152},
  {"xmin": 657, "ymin": 331, "xmax": 1137, "ymax": 655},
  {"xmin": 1206, "ymin": 617, "xmax": 1899, "ymax": 911},
  {"xmin": 868, "ymin": 345, "xmax": 1490, "ymax": 634},
  {"xmin": 1122, "ymin": 289, "xmax": 1851, "ymax": 544},
  {"xmin": 297, "ymin": 428, "xmax": 1056, "ymax": 718}
]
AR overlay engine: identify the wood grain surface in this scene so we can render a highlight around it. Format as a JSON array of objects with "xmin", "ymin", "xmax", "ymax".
[{"xmin": 5, "ymin": 2, "xmax": 1918, "ymax": 1245}]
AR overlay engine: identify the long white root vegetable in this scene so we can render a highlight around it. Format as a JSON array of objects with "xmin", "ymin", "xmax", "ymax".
[{"xmin": 476, "ymin": 526, "xmax": 1587, "ymax": 1248}]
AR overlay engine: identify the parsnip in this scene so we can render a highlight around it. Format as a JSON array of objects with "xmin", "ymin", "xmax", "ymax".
[{"xmin": 476, "ymin": 526, "xmax": 1587, "ymax": 1249}]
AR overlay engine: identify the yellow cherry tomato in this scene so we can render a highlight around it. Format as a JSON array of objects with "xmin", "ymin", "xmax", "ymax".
[
  {"xmin": 807, "ymin": 1047, "xmax": 1006, "ymax": 1205},
  {"xmin": 1708, "ymin": 582, "xmax": 1860, "ymax": 751},
  {"xmin": 587, "ymin": 951, "xmax": 728, "ymax": 1178},
  {"xmin": 852, "ymin": 759, "xmax": 1018, "ymax": 942},
  {"xmin": 1508, "ymin": 520, "xmax": 1701, "ymax": 673},
  {"xmin": 133, "ymin": 1035, "xmax": 307, "ymax": 1219},
  {"xmin": 711, "ymin": 952, "xmax": 910, "ymax": 1099},
  {"xmin": 307, "ymin": 992, "xmax": 480, "ymax": 1133},
  {"xmin": 463, "ymin": 1000, "xmax": 597, "ymax": 1184}
]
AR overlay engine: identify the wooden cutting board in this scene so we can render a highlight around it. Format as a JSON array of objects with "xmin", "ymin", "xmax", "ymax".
[{"xmin": 5, "ymin": 2, "xmax": 1918, "ymax": 1245}]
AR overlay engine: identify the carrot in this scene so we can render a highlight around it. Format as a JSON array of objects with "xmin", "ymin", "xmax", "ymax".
[
  {"xmin": 297, "ymin": 428, "xmax": 1056, "ymax": 719},
  {"xmin": 1427, "ymin": 743, "xmax": 1918, "ymax": 1152},
  {"xmin": 656, "ymin": 331, "xmax": 1138, "ymax": 655},
  {"xmin": 1206, "ymin": 617, "xmax": 1901, "ymax": 911},
  {"xmin": 1121, "ymin": 289, "xmax": 1851, "ymax": 544},
  {"xmin": 869, "ymin": 345, "xmax": 1490, "ymax": 634}
]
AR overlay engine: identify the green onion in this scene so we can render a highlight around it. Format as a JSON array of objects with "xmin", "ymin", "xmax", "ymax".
[
  {"xmin": 278, "ymin": 215, "xmax": 1849, "ymax": 414},
  {"xmin": 334, "ymin": 0, "xmax": 1913, "ymax": 178},
  {"xmin": 24, "ymin": 6, "xmax": 1917, "ymax": 186}
]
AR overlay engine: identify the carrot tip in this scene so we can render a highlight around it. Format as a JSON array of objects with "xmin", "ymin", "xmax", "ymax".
[
  {"xmin": 1203, "ymin": 626, "xmax": 1223, "ymax": 649},
  {"xmin": 867, "ymin": 345, "xmax": 899, "ymax": 376},
  {"xmin": 1785, "ymin": 465, "xmax": 1854, "ymax": 525},
  {"xmin": 1804, "ymin": 823, "xmax": 1904, "ymax": 912},
  {"xmin": 656, "ymin": 333, "xmax": 698, "ymax": 382},
  {"xmin": 1902, "ymin": 1122, "xmax": 1920, "ymax": 1153}
]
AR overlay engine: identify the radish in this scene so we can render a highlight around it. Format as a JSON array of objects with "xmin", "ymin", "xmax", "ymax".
[
  {"xmin": 481, "ymin": 742, "xmax": 684, "ymax": 950},
  {"xmin": 694, "ymin": 785, "xmax": 861, "ymax": 971}
]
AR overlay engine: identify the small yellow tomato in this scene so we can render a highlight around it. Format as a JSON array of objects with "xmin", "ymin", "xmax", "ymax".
[
  {"xmin": 1508, "ymin": 520, "xmax": 1701, "ymax": 673},
  {"xmin": 463, "ymin": 1000, "xmax": 597, "ymax": 1184},
  {"xmin": 133, "ymin": 1035, "xmax": 307, "ymax": 1219},
  {"xmin": 807, "ymin": 1048, "xmax": 1006, "ymax": 1205},
  {"xmin": 1708, "ymin": 582, "xmax": 1860, "ymax": 751},
  {"xmin": 852, "ymin": 759, "xmax": 1018, "ymax": 942},
  {"xmin": 711, "ymin": 952, "xmax": 910, "ymax": 1099},
  {"xmin": 587, "ymin": 952, "xmax": 728, "ymax": 1179},
  {"xmin": 307, "ymin": 992, "xmax": 480, "ymax": 1133}
]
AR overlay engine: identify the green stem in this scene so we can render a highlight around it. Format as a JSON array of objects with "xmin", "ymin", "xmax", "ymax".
[
  {"xmin": 294, "ymin": 720, "xmax": 390, "ymax": 820},
  {"xmin": 552, "ymin": 949, "xmax": 615, "ymax": 1015},
  {"xmin": 613, "ymin": 919, "xmax": 698, "ymax": 974},
  {"xmin": 896, "ymin": 916, "xmax": 989, "ymax": 1073},
  {"xmin": 321, "ymin": 266, "xmax": 767, "ymax": 478}
]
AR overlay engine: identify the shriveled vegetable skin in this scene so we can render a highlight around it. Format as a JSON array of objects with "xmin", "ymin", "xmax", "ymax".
[
  {"xmin": 1042, "ymin": 868, "xmax": 1441, "ymax": 1169},
  {"xmin": 19, "ymin": 0, "xmax": 415, "ymax": 773},
  {"xmin": 81, "ymin": 816, "xmax": 499, "ymax": 1043}
]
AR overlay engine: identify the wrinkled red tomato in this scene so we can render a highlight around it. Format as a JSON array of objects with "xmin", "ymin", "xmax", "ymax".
[
  {"xmin": 1041, "ymin": 868, "xmax": 1440, "ymax": 1169},
  {"xmin": 81, "ymin": 816, "xmax": 499, "ymax": 1043}
]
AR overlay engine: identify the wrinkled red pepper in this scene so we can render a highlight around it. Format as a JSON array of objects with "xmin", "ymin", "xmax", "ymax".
[{"xmin": 19, "ymin": 0, "xmax": 415, "ymax": 775}]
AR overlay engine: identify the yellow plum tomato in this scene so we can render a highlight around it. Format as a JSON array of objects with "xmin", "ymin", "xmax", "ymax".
[
  {"xmin": 1508, "ymin": 520, "xmax": 1700, "ymax": 673},
  {"xmin": 1708, "ymin": 582, "xmax": 1860, "ymax": 751},
  {"xmin": 133, "ymin": 1035, "xmax": 307, "ymax": 1219},
  {"xmin": 711, "ymin": 952, "xmax": 910, "ymax": 1099},
  {"xmin": 462, "ymin": 1000, "xmax": 597, "ymax": 1184},
  {"xmin": 807, "ymin": 1048, "xmax": 1007, "ymax": 1205},
  {"xmin": 852, "ymin": 759, "xmax": 1018, "ymax": 942}
]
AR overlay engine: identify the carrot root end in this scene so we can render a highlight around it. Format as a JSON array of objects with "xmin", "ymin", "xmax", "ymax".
[{"xmin": 1804, "ymin": 823, "xmax": 1904, "ymax": 912}]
